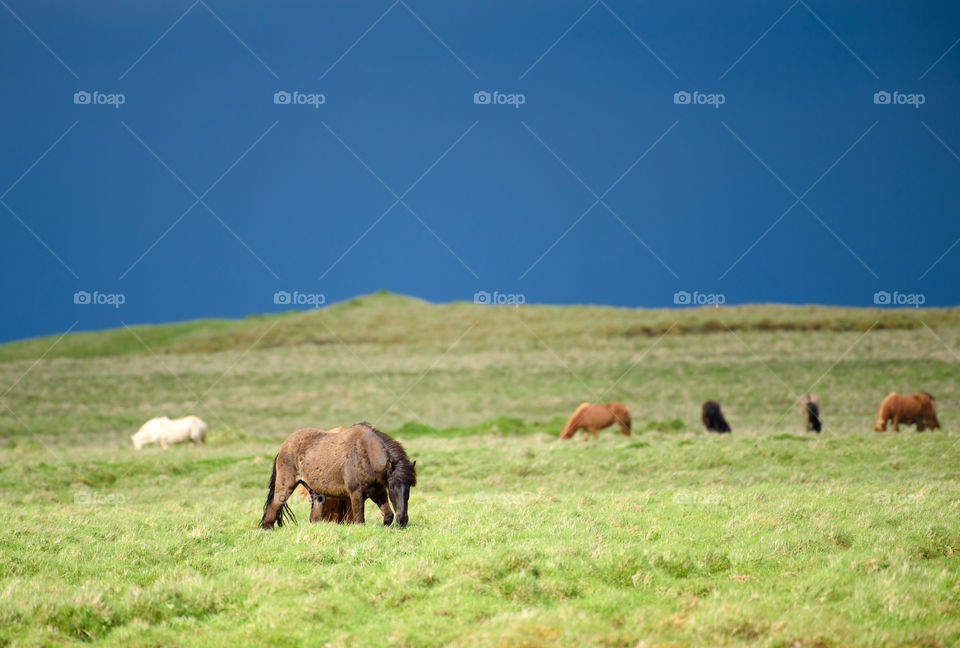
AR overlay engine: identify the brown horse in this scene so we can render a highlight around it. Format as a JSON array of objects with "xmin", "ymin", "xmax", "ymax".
[
  {"xmin": 800, "ymin": 394, "xmax": 821, "ymax": 433},
  {"xmin": 305, "ymin": 491, "xmax": 355, "ymax": 523},
  {"xmin": 874, "ymin": 392, "xmax": 940, "ymax": 432},
  {"xmin": 292, "ymin": 427, "xmax": 355, "ymax": 522},
  {"xmin": 559, "ymin": 402, "xmax": 631, "ymax": 440},
  {"xmin": 261, "ymin": 422, "xmax": 416, "ymax": 529}
]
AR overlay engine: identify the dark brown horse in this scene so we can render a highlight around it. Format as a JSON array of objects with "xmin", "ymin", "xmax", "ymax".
[
  {"xmin": 701, "ymin": 401, "xmax": 731, "ymax": 433},
  {"xmin": 306, "ymin": 491, "xmax": 355, "ymax": 523},
  {"xmin": 800, "ymin": 394, "xmax": 821, "ymax": 433},
  {"xmin": 261, "ymin": 422, "xmax": 416, "ymax": 529}
]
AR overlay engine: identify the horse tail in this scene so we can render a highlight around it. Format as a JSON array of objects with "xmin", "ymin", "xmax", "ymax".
[
  {"xmin": 715, "ymin": 410, "xmax": 731, "ymax": 433},
  {"xmin": 560, "ymin": 403, "xmax": 590, "ymax": 439},
  {"xmin": 612, "ymin": 403, "xmax": 631, "ymax": 435},
  {"xmin": 261, "ymin": 454, "xmax": 296, "ymax": 528}
]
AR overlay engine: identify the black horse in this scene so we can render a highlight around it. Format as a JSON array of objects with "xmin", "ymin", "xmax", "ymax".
[
  {"xmin": 800, "ymin": 395, "xmax": 822, "ymax": 433},
  {"xmin": 701, "ymin": 401, "xmax": 731, "ymax": 433}
]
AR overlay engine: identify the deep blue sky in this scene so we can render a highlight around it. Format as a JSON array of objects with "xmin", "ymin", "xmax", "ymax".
[{"xmin": 1, "ymin": 1, "xmax": 959, "ymax": 342}]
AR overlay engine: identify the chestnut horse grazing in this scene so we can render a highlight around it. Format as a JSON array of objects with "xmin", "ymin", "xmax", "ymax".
[
  {"xmin": 559, "ymin": 402, "xmax": 631, "ymax": 440},
  {"xmin": 261, "ymin": 423, "xmax": 416, "ymax": 529},
  {"xmin": 874, "ymin": 392, "xmax": 940, "ymax": 432}
]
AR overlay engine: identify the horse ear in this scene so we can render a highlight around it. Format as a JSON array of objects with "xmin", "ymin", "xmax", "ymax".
[{"xmin": 412, "ymin": 460, "xmax": 417, "ymax": 472}]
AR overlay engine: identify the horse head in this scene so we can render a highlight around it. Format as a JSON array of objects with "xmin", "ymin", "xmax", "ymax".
[{"xmin": 389, "ymin": 460, "xmax": 416, "ymax": 527}]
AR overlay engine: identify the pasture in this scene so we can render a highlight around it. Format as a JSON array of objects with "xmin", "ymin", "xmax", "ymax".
[{"xmin": 1, "ymin": 293, "xmax": 959, "ymax": 647}]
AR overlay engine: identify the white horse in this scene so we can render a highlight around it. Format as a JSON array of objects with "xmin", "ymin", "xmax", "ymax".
[{"xmin": 132, "ymin": 416, "xmax": 207, "ymax": 449}]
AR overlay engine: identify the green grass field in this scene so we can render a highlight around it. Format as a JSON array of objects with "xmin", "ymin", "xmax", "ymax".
[{"xmin": 2, "ymin": 293, "xmax": 959, "ymax": 647}]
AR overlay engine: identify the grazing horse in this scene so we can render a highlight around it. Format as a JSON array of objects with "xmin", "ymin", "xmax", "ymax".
[
  {"xmin": 701, "ymin": 401, "xmax": 731, "ymax": 433},
  {"xmin": 874, "ymin": 392, "xmax": 940, "ymax": 432},
  {"xmin": 131, "ymin": 415, "xmax": 207, "ymax": 449},
  {"xmin": 261, "ymin": 422, "xmax": 416, "ymax": 529},
  {"xmin": 800, "ymin": 394, "xmax": 822, "ymax": 432},
  {"xmin": 293, "ymin": 428, "xmax": 355, "ymax": 523},
  {"xmin": 559, "ymin": 402, "xmax": 631, "ymax": 440}
]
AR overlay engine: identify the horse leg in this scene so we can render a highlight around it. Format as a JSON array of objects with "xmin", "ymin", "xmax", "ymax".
[
  {"xmin": 370, "ymin": 489, "xmax": 394, "ymax": 526},
  {"xmin": 892, "ymin": 414, "xmax": 900, "ymax": 432},
  {"xmin": 348, "ymin": 491, "xmax": 365, "ymax": 524},
  {"xmin": 590, "ymin": 427, "xmax": 599, "ymax": 440},
  {"xmin": 261, "ymin": 471, "xmax": 299, "ymax": 530}
]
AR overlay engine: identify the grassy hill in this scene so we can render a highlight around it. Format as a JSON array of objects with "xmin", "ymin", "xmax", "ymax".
[
  {"xmin": 2, "ymin": 291, "xmax": 957, "ymax": 361},
  {"xmin": 1, "ymin": 293, "xmax": 959, "ymax": 646}
]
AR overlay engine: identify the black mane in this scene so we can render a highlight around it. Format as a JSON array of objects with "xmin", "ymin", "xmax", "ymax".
[{"xmin": 355, "ymin": 422, "xmax": 417, "ymax": 488}]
